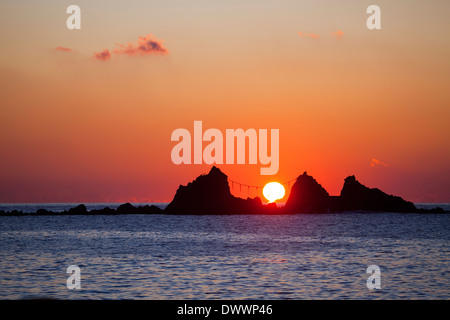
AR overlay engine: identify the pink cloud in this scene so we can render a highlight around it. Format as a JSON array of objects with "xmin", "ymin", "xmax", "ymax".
[
  {"xmin": 331, "ymin": 29, "xmax": 344, "ymax": 40},
  {"xmin": 370, "ymin": 158, "xmax": 390, "ymax": 168},
  {"xmin": 113, "ymin": 34, "xmax": 168, "ymax": 56},
  {"xmin": 94, "ymin": 49, "xmax": 111, "ymax": 61},
  {"xmin": 55, "ymin": 46, "xmax": 72, "ymax": 52},
  {"xmin": 298, "ymin": 31, "xmax": 320, "ymax": 39}
]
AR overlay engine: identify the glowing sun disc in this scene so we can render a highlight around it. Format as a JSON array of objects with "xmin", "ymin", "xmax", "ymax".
[{"xmin": 263, "ymin": 182, "xmax": 285, "ymax": 203}]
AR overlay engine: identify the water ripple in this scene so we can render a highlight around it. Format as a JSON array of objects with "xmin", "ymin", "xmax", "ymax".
[{"xmin": 0, "ymin": 213, "xmax": 449, "ymax": 299}]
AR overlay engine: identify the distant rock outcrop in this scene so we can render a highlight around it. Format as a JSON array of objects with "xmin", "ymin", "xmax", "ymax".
[
  {"xmin": 335, "ymin": 175, "xmax": 417, "ymax": 213},
  {"xmin": 165, "ymin": 166, "xmax": 275, "ymax": 214},
  {"xmin": 94, "ymin": 203, "xmax": 163, "ymax": 215},
  {"xmin": 68, "ymin": 204, "xmax": 88, "ymax": 215},
  {"xmin": 0, "ymin": 203, "xmax": 163, "ymax": 216},
  {"xmin": 1, "ymin": 167, "xmax": 446, "ymax": 216},
  {"xmin": 284, "ymin": 172, "xmax": 330, "ymax": 213}
]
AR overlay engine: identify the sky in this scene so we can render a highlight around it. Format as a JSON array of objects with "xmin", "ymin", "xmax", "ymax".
[{"xmin": 0, "ymin": 0, "xmax": 449, "ymax": 203}]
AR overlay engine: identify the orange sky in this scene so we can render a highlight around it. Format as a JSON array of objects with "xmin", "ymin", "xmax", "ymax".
[{"xmin": 0, "ymin": 0, "xmax": 449, "ymax": 203}]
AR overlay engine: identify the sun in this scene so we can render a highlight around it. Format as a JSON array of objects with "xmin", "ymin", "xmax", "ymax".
[{"xmin": 263, "ymin": 182, "xmax": 285, "ymax": 203}]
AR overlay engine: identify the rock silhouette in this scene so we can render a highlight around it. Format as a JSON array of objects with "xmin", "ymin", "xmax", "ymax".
[
  {"xmin": 284, "ymin": 172, "xmax": 330, "ymax": 213},
  {"xmin": 335, "ymin": 175, "xmax": 417, "ymax": 213},
  {"xmin": 0, "ymin": 166, "xmax": 447, "ymax": 215},
  {"xmin": 68, "ymin": 204, "xmax": 88, "ymax": 215},
  {"xmin": 0, "ymin": 203, "xmax": 163, "ymax": 216},
  {"xmin": 165, "ymin": 166, "xmax": 274, "ymax": 214}
]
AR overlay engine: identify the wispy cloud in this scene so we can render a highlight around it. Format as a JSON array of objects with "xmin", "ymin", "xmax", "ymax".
[
  {"xmin": 113, "ymin": 34, "xmax": 168, "ymax": 56},
  {"xmin": 55, "ymin": 46, "xmax": 72, "ymax": 52},
  {"xmin": 92, "ymin": 34, "xmax": 168, "ymax": 62},
  {"xmin": 371, "ymin": 158, "xmax": 390, "ymax": 167},
  {"xmin": 94, "ymin": 49, "xmax": 111, "ymax": 61},
  {"xmin": 331, "ymin": 29, "xmax": 344, "ymax": 40},
  {"xmin": 298, "ymin": 31, "xmax": 320, "ymax": 39}
]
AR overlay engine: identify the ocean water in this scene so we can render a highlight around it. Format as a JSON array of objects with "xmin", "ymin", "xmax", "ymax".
[{"xmin": 0, "ymin": 204, "xmax": 449, "ymax": 300}]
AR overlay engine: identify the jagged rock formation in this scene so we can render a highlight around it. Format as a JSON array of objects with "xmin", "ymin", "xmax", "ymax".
[
  {"xmin": 284, "ymin": 172, "xmax": 330, "ymax": 213},
  {"xmin": 334, "ymin": 175, "xmax": 417, "ymax": 213},
  {"xmin": 165, "ymin": 166, "xmax": 275, "ymax": 214},
  {"xmin": 0, "ymin": 166, "xmax": 446, "ymax": 216}
]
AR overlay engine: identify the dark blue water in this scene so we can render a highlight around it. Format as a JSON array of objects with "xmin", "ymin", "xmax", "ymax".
[{"xmin": 0, "ymin": 204, "xmax": 449, "ymax": 300}]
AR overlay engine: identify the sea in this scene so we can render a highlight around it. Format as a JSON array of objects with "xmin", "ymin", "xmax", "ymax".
[{"xmin": 0, "ymin": 203, "xmax": 449, "ymax": 300}]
